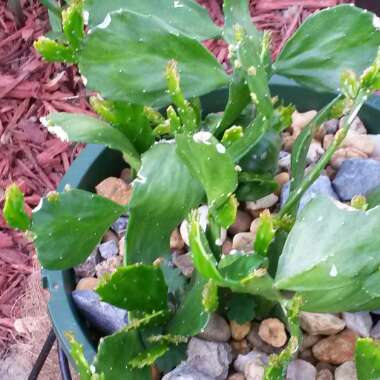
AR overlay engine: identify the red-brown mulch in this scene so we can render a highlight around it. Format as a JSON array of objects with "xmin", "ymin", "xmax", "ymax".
[{"xmin": 0, "ymin": 0, "xmax": 351, "ymax": 351}]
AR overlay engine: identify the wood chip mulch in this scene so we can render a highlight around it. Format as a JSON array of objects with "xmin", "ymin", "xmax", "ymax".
[{"xmin": 0, "ymin": 0, "xmax": 351, "ymax": 351}]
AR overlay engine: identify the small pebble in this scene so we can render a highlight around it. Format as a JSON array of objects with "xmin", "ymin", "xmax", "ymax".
[
  {"xmin": 274, "ymin": 172, "xmax": 290, "ymax": 187},
  {"xmin": 75, "ymin": 277, "xmax": 99, "ymax": 291},
  {"xmin": 258, "ymin": 318, "xmax": 287, "ymax": 348},
  {"xmin": 312, "ymin": 329, "xmax": 357, "ymax": 365},
  {"xmin": 162, "ymin": 362, "xmax": 214, "ymax": 380},
  {"xmin": 170, "ymin": 228, "xmax": 185, "ymax": 251},
  {"xmin": 278, "ymin": 151, "xmax": 291, "ymax": 170},
  {"xmin": 234, "ymin": 351, "xmax": 268, "ymax": 373},
  {"xmin": 74, "ymin": 248, "xmax": 99, "ymax": 278},
  {"xmin": 286, "ymin": 359, "xmax": 317, "ymax": 380},
  {"xmin": 246, "ymin": 194, "xmax": 278, "ymax": 211},
  {"xmin": 111, "ymin": 216, "xmax": 129, "ymax": 236},
  {"xmin": 301, "ymin": 334, "xmax": 321, "ymax": 350},
  {"xmin": 342, "ymin": 312, "xmax": 372, "ymax": 337},
  {"xmin": 244, "ymin": 358, "xmax": 265, "ymax": 380},
  {"xmin": 231, "ymin": 339, "xmax": 251, "ymax": 355},
  {"xmin": 247, "ymin": 323, "xmax": 281, "ymax": 354},
  {"xmin": 232, "ymin": 232, "xmax": 255, "ymax": 252},
  {"xmin": 95, "ymin": 256, "xmax": 123, "ymax": 278},
  {"xmin": 102, "ymin": 230, "xmax": 118, "ymax": 243},
  {"xmin": 299, "ymin": 312, "xmax": 345, "ymax": 335},
  {"xmin": 227, "ymin": 374, "xmax": 246, "ymax": 380},
  {"xmin": 334, "ymin": 361, "xmax": 357, "ymax": 380},
  {"xmin": 95, "ymin": 177, "xmax": 132, "ymax": 205},
  {"xmin": 229, "ymin": 210, "xmax": 252, "ymax": 235},
  {"xmin": 98, "ymin": 240, "xmax": 119, "ymax": 259},
  {"xmin": 331, "ymin": 147, "xmax": 367, "ymax": 169},
  {"xmin": 370, "ymin": 320, "xmax": 380, "ymax": 339},
  {"xmin": 231, "ymin": 320, "xmax": 252, "ymax": 341},
  {"xmin": 222, "ymin": 239, "xmax": 233, "ymax": 255},
  {"xmin": 172, "ymin": 252, "xmax": 194, "ymax": 278},
  {"xmin": 316, "ymin": 368, "xmax": 333, "ymax": 380},
  {"xmin": 118, "ymin": 236, "xmax": 125, "ymax": 256},
  {"xmin": 198, "ymin": 314, "xmax": 231, "ymax": 343}
]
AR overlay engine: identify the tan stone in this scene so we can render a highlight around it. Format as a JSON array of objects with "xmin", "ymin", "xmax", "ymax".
[
  {"xmin": 298, "ymin": 348, "xmax": 317, "ymax": 365},
  {"xmin": 282, "ymin": 132, "xmax": 295, "ymax": 151},
  {"xmin": 250, "ymin": 218, "xmax": 260, "ymax": 234},
  {"xmin": 118, "ymin": 236, "xmax": 125, "ymax": 256},
  {"xmin": 301, "ymin": 334, "xmax": 321, "ymax": 350},
  {"xmin": 232, "ymin": 232, "xmax": 255, "ymax": 252},
  {"xmin": 300, "ymin": 312, "xmax": 345, "ymax": 336},
  {"xmin": 258, "ymin": 318, "xmax": 287, "ymax": 348},
  {"xmin": 323, "ymin": 134, "xmax": 334, "ymax": 150},
  {"xmin": 307, "ymin": 139, "xmax": 325, "ymax": 163},
  {"xmin": 246, "ymin": 194, "xmax": 278, "ymax": 212},
  {"xmin": 151, "ymin": 366, "xmax": 161, "ymax": 380},
  {"xmin": 95, "ymin": 177, "xmax": 132, "ymax": 205},
  {"xmin": 170, "ymin": 228, "xmax": 185, "ymax": 251},
  {"xmin": 222, "ymin": 239, "xmax": 233, "ymax": 255},
  {"xmin": 247, "ymin": 322, "xmax": 281, "ymax": 354},
  {"xmin": 331, "ymin": 147, "xmax": 367, "ymax": 169},
  {"xmin": 231, "ymin": 339, "xmax": 251, "ymax": 355},
  {"xmin": 120, "ymin": 168, "xmax": 132, "ymax": 183},
  {"xmin": 312, "ymin": 329, "xmax": 357, "ymax": 365},
  {"xmin": 102, "ymin": 230, "xmax": 118, "ymax": 244},
  {"xmin": 274, "ymin": 172, "xmax": 290, "ymax": 187},
  {"xmin": 340, "ymin": 116, "xmax": 367, "ymax": 134},
  {"xmin": 292, "ymin": 110, "xmax": 318, "ymax": 137},
  {"xmin": 229, "ymin": 210, "xmax": 252, "ymax": 235},
  {"xmin": 95, "ymin": 256, "xmax": 123, "ymax": 278},
  {"xmin": 231, "ymin": 320, "xmax": 251, "ymax": 341},
  {"xmin": 75, "ymin": 277, "xmax": 99, "ymax": 291},
  {"xmin": 227, "ymin": 373, "xmax": 246, "ymax": 380},
  {"xmin": 316, "ymin": 368, "xmax": 334, "ymax": 380},
  {"xmin": 341, "ymin": 131, "xmax": 374, "ymax": 155}
]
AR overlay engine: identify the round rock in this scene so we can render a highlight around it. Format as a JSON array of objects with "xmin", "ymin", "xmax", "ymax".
[{"xmin": 300, "ymin": 312, "xmax": 345, "ymax": 336}]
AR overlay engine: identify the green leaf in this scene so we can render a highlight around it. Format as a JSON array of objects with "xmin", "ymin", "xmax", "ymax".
[
  {"xmin": 288, "ymin": 95, "xmax": 343, "ymax": 215},
  {"xmin": 128, "ymin": 343, "xmax": 169, "ymax": 369},
  {"xmin": 96, "ymin": 264, "xmax": 168, "ymax": 312},
  {"xmin": 89, "ymin": 98, "xmax": 154, "ymax": 153},
  {"xmin": 148, "ymin": 334, "xmax": 188, "ymax": 345},
  {"xmin": 238, "ymin": 129, "xmax": 281, "ymax": 175},
  {"xmin": 221, "ymin": 125, "xmax": 244, "ymax": 147},
  {"xmin": 31, "ymin": 188, "xmax": 125, "ymax": 270},
  {"xmin": 176, "ymin": 133, "xmax": 238, "ymax": 212},
  {"xmin": 356, "ymin": 338, "xmax": 380, "ymax": 380},
  {"xmin": 79, "ymin": 10, "xmax": 228, "ymax": 107},
  {"xmin": 62, "ymin": 0, "xmax": 84, "ymax": 51},
  {"xmin": 237, "ymin": 173, "xmax": 279, "ymax": 202},
  {"xmin": 159, "ymin": 259, "xmax": 186, "ymax": 301},
  {"xmin": 126, "ymin": 142, "xmax": 203, "ymax": 264},
  {"xmin": 264, "ymin": 336, "xmax": 298, "ymax": 380},
  {"xmin": 366, "ymin": 187, "xmax": 380, "ymax": 209},
  {"xmin": 34, "ymin": 37, "xmax": 76, "ymax": 63},
  {"xmin": 127, "ymin": 310, "xmax": 170, "ymax": 331},
  {"xmin": 214, "ymin": 194, "xmax": 238, "ymax": 229},
  {"xmin": 189, "ymin": 212, "xmax": 224, "ymax": 282},
  {"xmin": 167, "ymin": 274, "xmax": 210, "ymax": 336},
  {"xmin": 254, "ymin": 210, "xmax": 275, "ymax": 257},
  {"xmin": 84, "ymin": 0, "xmax": 220, "ymax": 40},
  {"xmin": 274, "ymin": 5, "xmax": 380, "ymax": 92},
  {"xmin": 3, "ymin": 184, "xmax": 31, "ymax": 231},
  {"xmin": 223, "ymin": 292, "xmax": 256, "ymax": 324},
  {"xmin": 65, "ymin": 332, "xmax": 92, "ymax": 380},
  {"xmin": 275, "ymin": 197, "xmax": 380, "ymax": 311},
  {"xmin": 202, "ymin": 280, "xmax": 219, "ymax": 313},
  {"xmin": 42, "ymin": 112, "xmax": 141, "ymax": 171},
  {"xmin": 94, "ymin": 329, "xmax": 151, "ymax": 380},
  {"xmin": 156, "ymin": 344, "xmax": 186, "ymax": 373}
]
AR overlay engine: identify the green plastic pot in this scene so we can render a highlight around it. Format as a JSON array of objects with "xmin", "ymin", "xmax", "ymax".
[{"xmin": 42, "ymin": 76, "xmax": 380, "ymax": 365}]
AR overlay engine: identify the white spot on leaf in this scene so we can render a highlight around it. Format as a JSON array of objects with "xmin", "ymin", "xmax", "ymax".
[
  {"xmin": 216, "ymin": 143, "xmax": 226, "ymax": 154},
  {"xmin": 373, "ymin": 15, "xmax": 380, "ymax": 30},
  {"xmin": 98, "ymin": 13, "xmax": 111, "ymax": 29},
  {"xmin": 193, "ymin": 131, "xmax": 212, "ymax": 145},
  {"xmin": 329, "ymin": 264, "xmax": 338, "ymax": 277},
  {"xmin": 174, "ymin": 0, "xmax": 184, "ymax": 7}
]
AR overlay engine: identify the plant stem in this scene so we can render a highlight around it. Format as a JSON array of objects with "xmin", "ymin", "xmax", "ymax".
[{"xmin": 280, "ymin": 90, "xmax": 368, "ymax": 217}]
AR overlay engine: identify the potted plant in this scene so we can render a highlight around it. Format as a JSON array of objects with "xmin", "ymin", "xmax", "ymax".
[{"xmin": 5, "ymin": 0, "xmax": 380, "ymax": 378}]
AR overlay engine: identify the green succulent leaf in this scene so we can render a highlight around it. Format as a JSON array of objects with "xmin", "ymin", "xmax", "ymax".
[
  {"xmin": 89, "ymin": 98, "xmax": 154, "ymax": 153},
  {"xmin": 264, "ymin": 336, "xmax": 299, "ymax": 380},
  {"xmin": 237, "ymin": 173, "xmax": 279, "ymax": 202},
  {"xmin": 127, "ymin": 310, "xmax": 170, "ymax": 331},
  {"xmin": 128, "ymin": 343, "xmax": 169, "ymax": 369},
  {"xmin": 65, "ymin": 332, "xmax": 92, "ymax": 380},
  {"xmin": 62, "ymin": 0, "xmax": 84, "ymax": 51},
  {"xmin": 214, "ymin": 194, "xmax": 238, "ymax": 229},
  {"xmin": 79, "ymin": 10, "xmax": 228, "ymax": 107},
  {"xmin": 274, "ymin": 5, "xmax": 380, "ymax": 92},
  {"xmin": 147, "ymin": 334, "xmax": 188, "ymax": 345},
  {"xmin": 42, "ymin": 112, "xmax": 141, "ymax": 171},
  {"xmin": 176, "ymin": 133, "xmax": 238, "ymax": 213},
  {"xmin": 84, "ymin": 0, "xmax": 220, "ymax": 40},
  {"xmin": 3, "ymin": 184, "xmax": 31, "ymax": 231},
  {"xmin": 202, "ymin": 280, "xmax": 219, "ymax": 313},
  {"xmin": 355, "ymin": 338, "xmax": 380, "ymax": 380},
  {"xmin": 221, "ymin": 126, "xmax": 244, "ymax": 147},
  {"xmin": 223, "ymin": 292, "xmax": 256, "ymax": 324},
  {"xmin": 275, "ymin": 197, "xmax": 380, "ymax": 312},
  {"xmin": 126, "ymin": 142, "xmax": 203, "ymax": 264},
  {"xmin": 96, "ymin": 264, "xmax": 168, "ymax": 312},
  {"xmin": 159, "ymin": 259, "xmax": 186, "ymax": 301},
  {"xmin": 31, "ymin": 188, "xmax": 125, "ymax": 270},
  {"xmin": 167, "ymin": 273, "xmax": 210, "ymax": 337},
  {"xmin": 94, "ymin": 329, "xmax": 151, "ymax": 380},
  {"xmin": 34, "ymin": 37, "xmax": 76, "ymax": 63},
  {"xmin": 366, "ymin": 186, "xmax": 380, "ymax": 209},
  {"xmin": 254, "ymin": 210, "xmax": 276, "ymax": 257}
]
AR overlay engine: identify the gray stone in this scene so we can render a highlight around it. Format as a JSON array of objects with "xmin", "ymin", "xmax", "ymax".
[
  {"xmin": 98, "ymin": 240, "xmax": 119, "ymax": 259},
  {"xmin": 74, "ymin": 248, "xmax": 100, "ymax": 278},
  {"xmin": 370, "ymin": 320, "xmax": 380, "ymax": 339},
  {"xmin": 286, "ymin": 359, "xmax": 317, "ymax": 380},
  {"xmin": 300, "ymin": 312, "xmax": 345, "ymax": 336},
  {"xmin": 334, "ymin": 361, "xmax": 357, "ymax": 380},
  {"xmin": 247, "ymin": 322, "xmax": 281, "ymax": 354},
  {"xmin": 279, "ymin": 151, "xmax": 291, "ymax": 171},
  {"xmin": 111, "ymin": 216, "xmax": 129, "ymax": 236},
  {"xmin": 333, "ymin": 159, "xmax": 380, "ymax": 200},
  {"xmin": 162, "ymin": 362, "xmax": 214, "ymax": 380},
  {"xmin": 173, "ymin": 252, "xmax": 194, "ymax": 278},
  {"xmin": 198, "ymin": 314, "xmax": 231, "ymax": 342},
  {"xmin": 244, "ymin": 359, "xmax": 265, "ymax": 380},
  {"xmin": 95, "ymin": 256, "xmax": 123, "ymax": 278},
  {"xmin": 342, "ymin": 312, "xmax": 372, "ymax": 337},
  {"xmin": 72, "ymin": 290, "xmax": 127, "ymax": 335},
  {"xmin": 281, "ymin": 175, "xmax": 338, "ymax": 211},
  {"xmin": 234, "ymin": 351, "xmax": 269, "ymax": 372},
  {"xmin": 324, "ymin": 119, "xmax": 339, "ymax": 135},
  {"xmin": 187, "ymin": 337, "xmax": 232, "ymax": 380}
]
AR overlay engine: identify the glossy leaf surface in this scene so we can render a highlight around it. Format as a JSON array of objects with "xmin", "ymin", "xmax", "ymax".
[
  {"xmin": 3, "ymin": 184, "xmax": 31, "ymax": 231},
  {"xmin": 126, "ymin": 142, "xmax": 203, "ymax": 264},
  {"xmin": 275, "ymin": 197, "xmax": 380, "ymax": 311},
  {"xmin": 356, "ymin": 338, "xmax": 380, "ymax": 380},
  {"xmin": 32, "ymin": 189, "xmax": 125, "ymax": 269},
  {"xmin": 274, "ymin": 5, "xmax": 380, "ymax": 92},
  {"xmin": 79, "ymin": 10, "xmax": 228, "ymax": 107},
  {"xmin": 96, "ymin": 264, "xmax": 168, "ymax": 312}
]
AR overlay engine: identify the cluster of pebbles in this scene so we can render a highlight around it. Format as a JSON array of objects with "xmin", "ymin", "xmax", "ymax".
[{"xmin": 72, "ymin": 111, "xmax": 380, "ymax": 379}]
